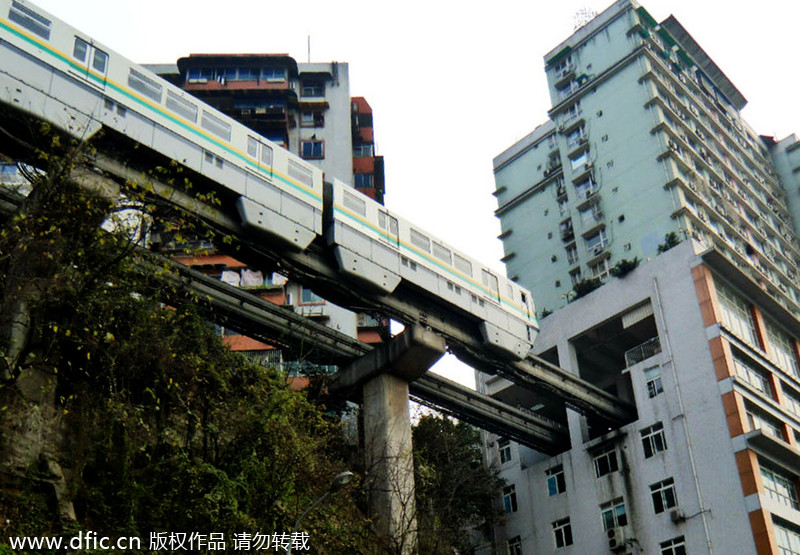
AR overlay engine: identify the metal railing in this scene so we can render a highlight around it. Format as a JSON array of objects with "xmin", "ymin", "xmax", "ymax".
[{"xmin": 624, "ymin": 337, "xmax": 662, "ymax": 367}]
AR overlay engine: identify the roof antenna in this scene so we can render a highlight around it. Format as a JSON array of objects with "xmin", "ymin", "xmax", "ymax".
[
  {"xmin": 574, "ymin": 7, "xmax": 597, "ymax": 30},
  {"xmin": 307, "ymin": 35, "xmax": 311, "ymax": 63}
]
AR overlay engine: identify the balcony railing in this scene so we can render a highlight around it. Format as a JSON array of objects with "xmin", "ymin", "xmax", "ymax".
[{"xmin": 625, "ymin": 337, "xmax": 662, "ymax": 367}]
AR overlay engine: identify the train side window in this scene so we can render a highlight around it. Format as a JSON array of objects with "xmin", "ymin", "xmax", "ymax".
[
  {"xmin": 247, "ymin": 136, "xmax": 258, "ymax": 158},
  {"xmin": 482, "ymin": 270, "xmax": 500, "ymax": 298},
  {"xmin": 128, "ymin": 68, "xmax": 163, "ymax": 103},
  {"xmin": 73, "ymin": 38, "xmax": 89, "ymax": 62},
  {"xmin": 201, "ymin": 110, "xmax": 232, "ymax": 141},
  {"xmin": 166, "ymin": 91, "xmax": 198, "ymax": 123},
  {"xmin": 432, "ymin": 242, "xmax": 452, "ymax": 264},
  {"xmin": 342, "ymin": 191, "xmax": 366, "ymax": 217},
  {"xmin": 92, "ymin": 48, "xmax": 108, "ymax": 73},
  {"xmin": 453, "ymin": 254, "xmax": 473, "ymax": 277},
  {"xmin": 410, "ymin": 229, "xmax": 431, "ymax": 253},
  {"xmin": 288, "ymin": 161, "xmax": 313, "ymax": 187},
  {"xmin": 9, "ymin": 1, "xmax": 51, "ymax": 40}
]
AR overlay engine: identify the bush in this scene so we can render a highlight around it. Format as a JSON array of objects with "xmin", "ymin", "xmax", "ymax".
[{"xmin": 609, "ymin": 257, "xmax": 639, "ymax": 278}]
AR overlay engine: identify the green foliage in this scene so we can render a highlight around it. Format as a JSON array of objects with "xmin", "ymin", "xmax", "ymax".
[
  {"xmin": 540, "ymin": 307, "xmax": 553, "ymax": 318},
  {"xmin": 609, "ymin": 257, "xmax": 640, "ymax": 278},
  {"xmin": 412, "ymin": 415, "xmax": 505, "ymax": 554},
  {"xmin": 657, "ymin": 231, "xmax": 682, "ymax": 253},
  {"xmin": 0, "ymin": 145, "xmax": 378, "ymax": 552},
  {"xmin": 572, "ymin": 277, "xmax": 603, "ymax": 299}
]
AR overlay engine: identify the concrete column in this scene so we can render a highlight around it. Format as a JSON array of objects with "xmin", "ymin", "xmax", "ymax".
[
  {"xmin": 364, "ymin": 373, "xmax": 417, "ymax": 554},
  {"xmin": 333, "ymin": 326, "xmax": 445, "ymax": 554}
]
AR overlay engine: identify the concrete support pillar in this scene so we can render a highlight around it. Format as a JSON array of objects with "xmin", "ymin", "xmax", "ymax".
[
  {"xmin": 333, "ymin": 326, "xmax": 445, "ymax": 554},
  {"xmin": 364, "ymin": 373, "xmax": 417, "ymax": 554}
]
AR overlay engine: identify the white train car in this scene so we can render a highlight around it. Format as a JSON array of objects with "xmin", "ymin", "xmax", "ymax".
[
  {"xmin": 0, "ymin": 0, "xmax": 322, "ymax": 250},
  {"xmin": 327, "ymin": 179, "xmax": 539, "ymax": 360}
]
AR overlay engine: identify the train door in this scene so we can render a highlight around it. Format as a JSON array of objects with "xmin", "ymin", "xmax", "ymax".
[
  {"xmin": 378, "ymin": 210, "xmax": 399, "ymax": 248},
  {"xmin": 482, "ymin": 269, "xmax": 501, "ymax": 303},
  {"xmin": 72, "ymin": 37, "xmax": 108, "ymax": 89},
  {"xmin": 247, "ymin": 136, "xmax": 273, "ymax": 179}
]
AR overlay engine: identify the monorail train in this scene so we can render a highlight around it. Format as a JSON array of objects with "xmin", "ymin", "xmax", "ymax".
[{"xmin": 0, "ymin": 0, "xmax": 539, "ymax": 359}]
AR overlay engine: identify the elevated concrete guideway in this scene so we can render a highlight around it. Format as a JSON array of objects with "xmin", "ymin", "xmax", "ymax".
[
  {"xmin": 0, "ymin": 102, "xmax": 636, "ymax": 432},
  {"xmin": 85, "ymin": 154, "xmax": 635, "ymax": 429}
]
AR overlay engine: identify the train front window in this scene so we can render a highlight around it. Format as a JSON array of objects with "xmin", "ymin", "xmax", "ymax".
[{"xmin": 73, "ymin": 38, "xmax": 89, "ymax": 62}]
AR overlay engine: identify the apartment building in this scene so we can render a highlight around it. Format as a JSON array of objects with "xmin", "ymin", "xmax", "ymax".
[
  {"xmin": 146, "ymin": 54, "xmax": 388, "ymax": 366},
  {"xmin": 492, "ymin": 0, "xmax": 800, "ymax": 317},
  {"xmin": 481, "ymin": 240, "xmax": 800, "ymax": 554},
  {"xmin": 482, "ymin": 1, "xmax": 800, "ymax": 553}
]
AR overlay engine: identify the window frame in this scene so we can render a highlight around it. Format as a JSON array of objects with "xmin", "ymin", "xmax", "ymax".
[
  {"xmin": 300, "ymin": 139, "xmax": 325, "ymax": 160},
  {"xmin": 650, "ymin": 478, "xmax": 678, "ymax": 514},
  {"xmin": 552, "ymin": 517, "xmax": 573, "ymax": 549},
  {"xmin": 641, "ymin": 422, "xmax": 668, "ymax": 458},
  {"xmin": 546, "ymin": 464, "xmax": 566, "ymax": 496},
  {"xmin": 592, "ymin": 445, "xmax": 619, "ymax": 478},
  {"xmin": 502, "ymin": 485, "xmax": 518, "ymax": 514},
  {"xmin": 600, "ymin": 497, "xmax": 628, "ymax": 531}
]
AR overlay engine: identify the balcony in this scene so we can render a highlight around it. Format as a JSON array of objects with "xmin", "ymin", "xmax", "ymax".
[{"xmin": 624, "ymin": 337, "xmax": 662, "ymax": 367}]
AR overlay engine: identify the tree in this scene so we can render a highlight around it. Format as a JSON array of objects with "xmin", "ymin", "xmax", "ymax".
[
  {"xmin": 0, "ymin": 138, "xmax": 381, "ymax": 552},
  {"xmin": 412, "ymin": 415, "xmax": 505, "ymax": 554}
]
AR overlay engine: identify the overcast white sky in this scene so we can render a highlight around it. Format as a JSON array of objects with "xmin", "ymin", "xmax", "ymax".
[{"xmin": 30, "ymin": 0, "xmax": 800, "ymax": 383}]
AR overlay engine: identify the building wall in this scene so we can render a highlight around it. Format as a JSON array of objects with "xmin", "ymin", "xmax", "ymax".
[
  {"xmin": 495, "ymin": 0, "xmax": 800, "ymax": 318},
  {"xmin": 482, "ymin": 239, "xmax": 800, "ymax": 554}
]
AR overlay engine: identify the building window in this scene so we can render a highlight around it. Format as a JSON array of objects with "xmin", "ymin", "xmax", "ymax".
[
  {"xmin": 579, "ymin": 203, "xmax": 603, "ymax": 226},
  {"xmin": 353, "ymin": 143, "xmax": 374, "ymax": 157},
  {"xmin": 660, "ymin": 536, "xmax": 687, "ymax": 555},
  {"xmin": 570, "ymin": 268, "xmax": 583, "ymax": 286},
  {"xmin": 600, "ymin": 497, "xmax": 628, "ymax": 531},
  {"xmin": 775, "ymin": 519, "xmax": 800, "ymax": 555},
  {"xmin": 733, "ymin": 352, "xmax": 772, "ymax": 396},
  {"xmin": 589, "ymin": 258, "xmax": 610, "ymax": 279},
  {"xmin": 593, "ymin": 445, "xmax": 619, "ymax": 477},
  {"xmin": 566, "ymin": 243, "xmax": 578, "ymax": 265},
  {"xmin": 558, "ymin": 196, "xmax": 570, "ymax": 216},
  {"xmin": 641, "ymin": 422, "xmax": 668, "ymax": 458},
  {"xmin": 301, "ymin": 140, "xmax": 324, "ymax": 159},
  {"xmin": 746, "ymin": 403, "xmax": 785, "ymax": 440},
  {"xmin": 585, "ymin": 229, "xmax": 608, "ymax": 255},
  {"xmin": 354, "ymin": 174, "xmax": 374, "ymax": 189},
  {"xmin": 502, "ymin": 485, "xmax": 518, "ymax": 514},
  {"xmin": 784, "ymin": 387, "xmax": 800, "ymax": 418},
  {"xmin": 766, "ymin": 318, "xmax": 800, "ymax": 378},
  {"xmin": 560, "ymin": 219, "xmax": 574, "ymax": 242},
  {"xmin": 574, "ymin": 176, "xmax": 597, "ymax": 200},
  {"xmin": 552, "ymin": 517, "xmax": 573, "ymax": 548},
  {"xmin": 566, "ymin": 124, "xmax": 587, "ymax": 148},
  {"xmin": 498, "ymin": 438, "xmax": 512, "ymax": 464},
  {"xmin": 565, "ymin": 101, "xmax": 582, "ymax": 123},
  {"xmin": 760, "ymin": 462, "xmax": 800, "ymax": 510},
  {"xmin": 507, "ymin": 535, "xmax": 522, "ymax": 555},
  {"xmin": 645, "ymin": 366, "xmax": 664, "ymax": 398},
  {"xmin": 546, "ymin": 464, "xmax": 566, "ymax": 496},
  {"xmin": 301, "ymin": 82, "xmax": 325, "ymax": 97},
  {"xmin": 715, "ymin": 280, "xmax": 759, "ymax": 347},
  {"xmin": 300, "ymin": 287, "xmax": 324, "ymax": 304},
  {"xmin": 650, "ymin": 478, "xmax": 678, "ymax": 514},
  {"xmin": 300, "ymin": 111, "xmax": 324, "ymax": 127},
  {"xmin": 569, "ymin": 150, "xmax": 591, "ymax": 171}
]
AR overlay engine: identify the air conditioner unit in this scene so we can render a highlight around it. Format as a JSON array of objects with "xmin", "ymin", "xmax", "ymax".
[
  {"xmin": 607, "ymin": 527, "xmax": 626, "ymax": 551},
  {"xmin": 670, "ymin": 509, "xmax": 686, "ymax": 523},
  {"xmin": 579, "ymin": 136, "xmax": 588, "ymax": 144},
  {"xmin": 593, "ymin": 245, "xmax": 605, "ymax": 255}
]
